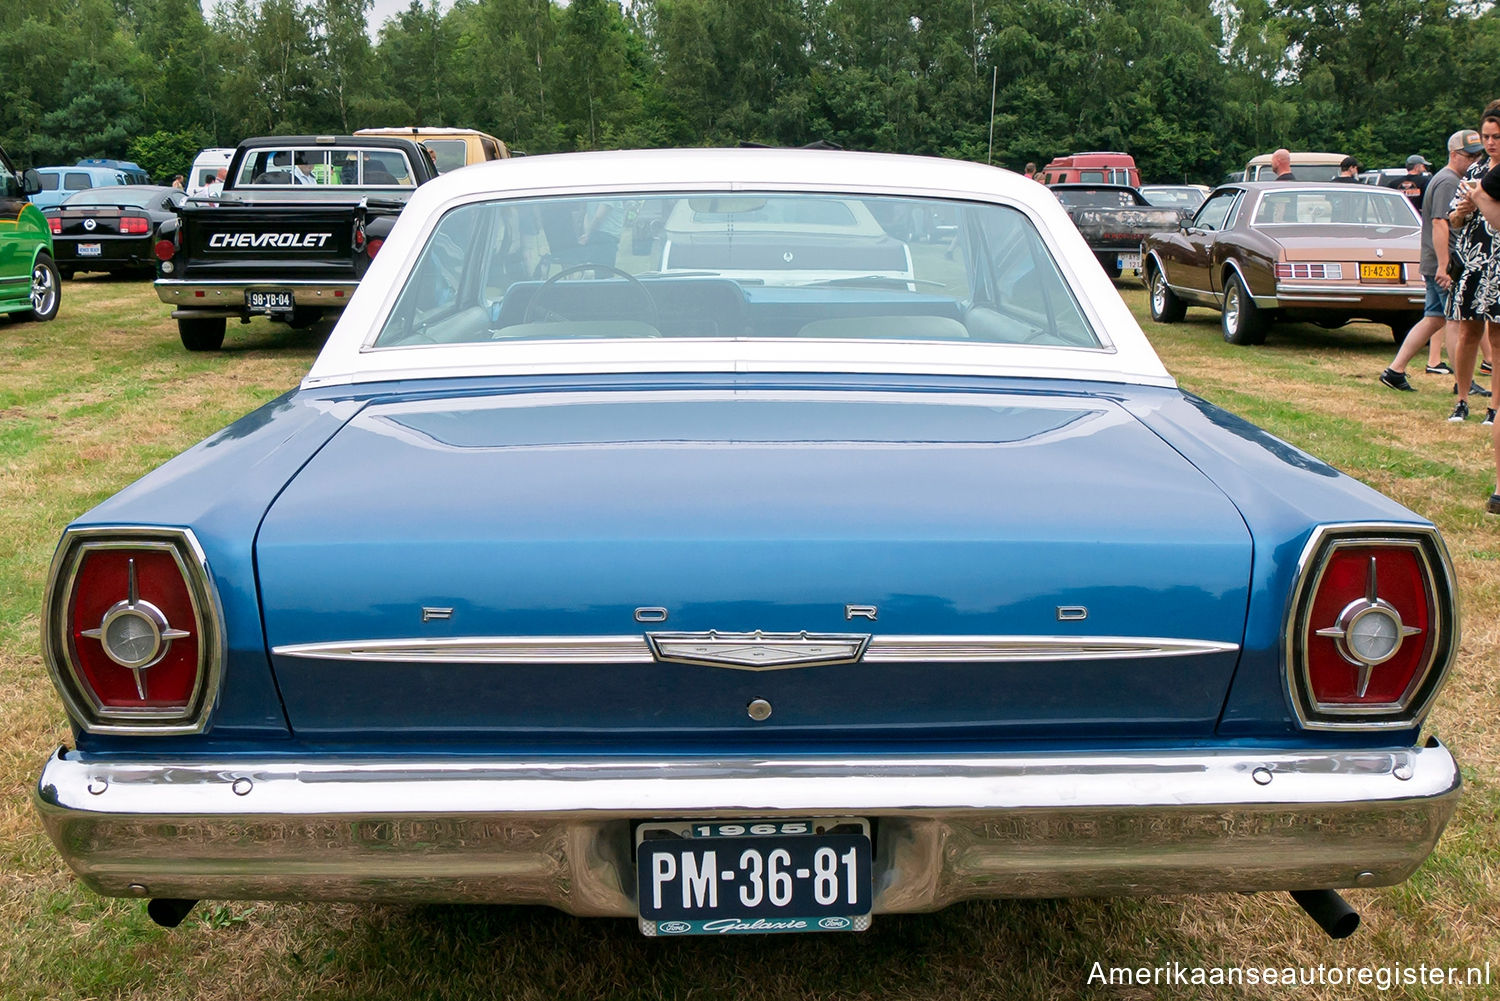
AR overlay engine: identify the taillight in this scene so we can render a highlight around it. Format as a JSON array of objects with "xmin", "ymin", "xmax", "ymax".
[
  {"xmin": 367, "ymin": 238, "xmax": 384, "ymax": 259},
  {"xmin": 154, "ymin": 239, "xmax": 175, "ymax": 261},
  {"xmin": 1285, "ymin": 525, "xmax": 1456, "ymax": 730},
  {"xmin": 1275, "ymin": 262, "xmax": 1343, "ymax": 280},
  {"xmin": 42, "ymin": 528, "xmax": 223, "ymax": 734},
  {"xmin": 48, "ymin": 217, "xmax": 61, "ymax": 234},
  {"xmin": 120, "ymin": 216, "xmax": 150, "ymax": 235}
]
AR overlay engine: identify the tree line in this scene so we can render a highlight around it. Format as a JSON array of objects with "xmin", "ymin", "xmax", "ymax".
[{"xmin": 3, "ymin": 0, "xmax": 1498, "ymax": 186}]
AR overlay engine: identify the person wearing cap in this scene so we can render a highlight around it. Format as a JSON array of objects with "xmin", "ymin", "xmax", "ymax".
[
  {"xmin": 1387, "ymin": 153, "xmax": 1432, "ymax": 205},
  {"xmin": 1381, "ymin": 129, "xmax": 1486, "ymax": 396},
  {"xmin": 1446, "ymin": 107, "xmax": 1500, "ymax": 426},
  {"xmin": 1335, "ymin": 156, "xmax": 1362, "ymax": 181}
]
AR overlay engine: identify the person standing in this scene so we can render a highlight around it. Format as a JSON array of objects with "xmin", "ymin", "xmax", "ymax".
[
  {"xmin": 1335, "ymin": 156, "xmax": 1361, "ymax": 181},
  {"xmin": 1381, "ymin": 130, "xmax": 1484, "ymax": 393},
  {"xmin": 1445, "ymin": 106, "xmax": 1500, "ymax": 423},
  {"xmin": 1387, "ymin": 154, "xmax": 1432, "ymax": 207},
  {"xmin": 1271, "ymin": 148, "xmax": 1295, "ymax": 180}
]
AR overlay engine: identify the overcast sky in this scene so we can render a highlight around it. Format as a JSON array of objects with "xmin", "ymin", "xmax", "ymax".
[{"xmin": 201, "ymin": 1, "xmax": 449, "ymax": 40}]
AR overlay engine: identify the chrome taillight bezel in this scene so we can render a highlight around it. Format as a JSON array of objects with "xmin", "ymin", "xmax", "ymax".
[
  {"xmin": 1283, "ymin": 523, "xmax": 1458, "ymax": 731},
  {"xmin": 42, "ymin": 526, "xmax": 225, "ymax": 735}
]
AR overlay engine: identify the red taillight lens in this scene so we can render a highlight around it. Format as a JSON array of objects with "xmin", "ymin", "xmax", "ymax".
[
  {"xmin": 48, "ymin": 217, "xmax": 61, "ymax": 234},
  {"xmin": 154, "ymin": 239, "xmax": 175, "ymax": 261},
  {"xmin": 1287, "ymin": 526, "xmax": 1456, "ymax": 730},
  {"xmin": 120, "ymin": 216, "xmax": 150, "ymax": 235},
  {"xmin": 367, "ymin": 238, "xmax": 384, "ymax": 259},
  {"xmin": 69, "ymin": 550, "xmax": 201, "ymax": 709},
  {"xmin": 43, "ymin": 529, "xmax": 222, "ymax": 733}
]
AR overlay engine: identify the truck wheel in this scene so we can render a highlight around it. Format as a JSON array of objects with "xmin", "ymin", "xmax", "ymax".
[
  {"xmin": 178, "ymin": 317, "xmax": 226, "ymax": 352},
  {"xmin": 1221, "ymin": 274, "xmax": 1268, "ymax": 345},
  {"xmin": 24, "ymin": 253, "xmax": 61, "ymax": 322},
  {"xmin": 1148, "ymin": 267, "xmax": 1186, "ymax": 323}
]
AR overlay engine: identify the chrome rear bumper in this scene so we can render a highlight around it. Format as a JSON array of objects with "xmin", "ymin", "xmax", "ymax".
[{"xmin": 33, "ymin": 741, "xmax": 1460, "ymax": 916}]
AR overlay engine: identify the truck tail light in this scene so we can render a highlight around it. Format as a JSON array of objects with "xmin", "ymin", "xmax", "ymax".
[
  {"xmin": 1285, "ymin": 525, "xmax": 1456, "ymax": 730},
  {"xmin": 120, "ymin": 216, "xmax": 150, "ymax": 235},
  {"xmin": 42, "ymin": 528, "xmax": 223, "ymax": 734},
  {"xmin": 367, "ymin": 238, "xmax": 384, "ymax": 259},
  {"xmin": 49, "ymin": 217, "xmax": 61, "ymax": 234},
  {"xmin": 154, "ymin": 240, "xmax": 175, "ymax": 261}
]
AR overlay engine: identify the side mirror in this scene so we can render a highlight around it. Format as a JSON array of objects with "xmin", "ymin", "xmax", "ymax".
[{"xmin": 20, "ymin": 168, "xmax": 42, "ymax": 197}]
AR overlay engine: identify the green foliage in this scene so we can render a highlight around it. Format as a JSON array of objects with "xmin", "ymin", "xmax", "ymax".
[
  {"xmin": 128, "ymin": 127, "xmax": 212, "ymax": 182},
  {"xmin": 4, "ymin": 0, "xmax": 1498, "ymax": 180}
]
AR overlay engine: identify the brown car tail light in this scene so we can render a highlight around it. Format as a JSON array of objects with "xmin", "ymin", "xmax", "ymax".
[
  {"xmin": 120, "ymin": 216, "xmax": 150, "ymax": 235},
  {"xmin": 42, "ymin": 528, "xmax": 224, "ymax": 734},
  {"xmin": 1285, "ymin": 524, "xmax": 1456, "ymax": 730},
  {"xmin": 1275, "ymin": 262, "xmax": 1343, "ymax": 280}
]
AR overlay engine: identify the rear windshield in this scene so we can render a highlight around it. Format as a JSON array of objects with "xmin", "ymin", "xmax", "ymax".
[
  {"xmin": 372, "ymin": 191, "xmax": 1099, "ymax": 351},
  {"xmin": 64, "ymin": 188, "xmax": 173, "ymax": 208},
  {"xmin": 424, "ymin": 140, "xmax": 468, "ymax": 173},
  {"xmin": 233, "ymin": 147, "xmax": 417, "ymax": 187},
  {"xmin": 1253, "ymin": 187, "xmax": 1418, "ymax": 226},
  {"xmin": 1052, "ymin": 189, "xmax": 1139, "ymax": 208}
]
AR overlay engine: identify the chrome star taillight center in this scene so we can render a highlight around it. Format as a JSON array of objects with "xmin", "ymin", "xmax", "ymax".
[
  {"xmin": 79, "ymin": 558, "xmax": 190, "ymax": 699},
  {"xmin": 1314, "ymin": 556, "xmax": 1422, "ymax": 697}
]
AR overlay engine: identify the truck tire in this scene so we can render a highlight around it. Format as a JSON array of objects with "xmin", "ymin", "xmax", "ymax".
[
  {"xmin": 179, "ymin": 316, "xmax": 226, "ymax": 352},
  {"xmin": 1148, "ymin": 266, "xmax": 1186, "ymax": 323},
  {"xmin": 1221, "ymin": 273, "xmax": 1268, "ymax": 345},
  {"xmin": 23, "ymin": 253, "xmax": 61, "ymax": 322}
]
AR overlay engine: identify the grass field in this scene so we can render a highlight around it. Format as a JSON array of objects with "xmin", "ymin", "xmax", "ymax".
[{"xmin": 1, "ymin": 275, "xmax": 1496, "ymax": 1000}]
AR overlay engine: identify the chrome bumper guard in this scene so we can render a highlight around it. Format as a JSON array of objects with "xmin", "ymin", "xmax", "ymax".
[{"xmin": 34, "ymin": 741, "xmax": 1460, "ymax": 915}]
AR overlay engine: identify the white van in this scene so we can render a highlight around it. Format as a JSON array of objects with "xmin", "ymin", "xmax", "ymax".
[{"xmin": 187, "ymin": 148, "xmax": 234, "ymax": 195}]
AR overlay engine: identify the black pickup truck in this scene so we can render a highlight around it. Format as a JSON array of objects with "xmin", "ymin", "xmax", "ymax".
[
  {"xmin": 154, "ymin": 135, "xmax": 440, "ymax": 350},
  {"xmin": 1048, "ymin": 183, "xmax": 1183, "ymax": 280}
]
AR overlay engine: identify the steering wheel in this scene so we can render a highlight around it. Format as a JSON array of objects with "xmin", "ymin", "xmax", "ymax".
[{"xmin": 523, "ymin": 263, "xmax": 659, "ymax": 327}]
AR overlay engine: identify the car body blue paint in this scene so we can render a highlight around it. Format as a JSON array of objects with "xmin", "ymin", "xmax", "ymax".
[{"xmin": 64, "ymin": 371, "xmax": 1418, "ymax": 752}]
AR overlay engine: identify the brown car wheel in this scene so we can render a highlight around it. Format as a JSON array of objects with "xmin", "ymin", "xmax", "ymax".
[{"xmin": 1221, "ymin": 273, "xmax": 1268, "ymax": 345}]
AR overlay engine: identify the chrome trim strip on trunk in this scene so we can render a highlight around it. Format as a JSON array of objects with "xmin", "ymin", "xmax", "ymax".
[
  {"xmin": 33, "ymin": 741, "xmax": 1461, "ymax": 914},
  {"xmin": 270, "ymin": 634, "xmax": 1241, "ymax": 664}
]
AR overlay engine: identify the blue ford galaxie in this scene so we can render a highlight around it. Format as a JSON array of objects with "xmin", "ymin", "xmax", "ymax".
[{"xmin": 33, "ymin": 149, "xmax": 1460, "ymax": 938}]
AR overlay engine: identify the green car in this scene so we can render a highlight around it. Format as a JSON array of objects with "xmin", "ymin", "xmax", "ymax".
[{"xmin": 0, "ymin": 144, "xmax": 61, "ymax": 322}]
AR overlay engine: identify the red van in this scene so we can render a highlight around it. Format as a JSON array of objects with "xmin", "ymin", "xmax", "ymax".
[{"xmin": 1040, "ymin": 152, "xmax": 1140, "ymax": 187}]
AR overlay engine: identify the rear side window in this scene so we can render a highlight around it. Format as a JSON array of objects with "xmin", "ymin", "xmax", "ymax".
[
  {"xmin": 64, "ymin": 172, "xmax": 91, "ymax": 190},
  {"xmin": 41, "ymin": 173, "xmax": 59, "ymax": 190}
]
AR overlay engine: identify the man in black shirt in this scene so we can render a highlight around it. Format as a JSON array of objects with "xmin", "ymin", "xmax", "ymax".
[{"xmin": 1387, "ymin": 154, "xmax": 1432, "ymax": 206}]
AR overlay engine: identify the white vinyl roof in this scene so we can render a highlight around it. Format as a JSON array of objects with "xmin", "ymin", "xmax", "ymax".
[{"xmin": 304, "ymin": 148, "xmax": 1174, "ymax": 389}]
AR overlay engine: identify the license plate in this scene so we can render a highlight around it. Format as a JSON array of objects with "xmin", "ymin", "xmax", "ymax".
[
  {"xmin": 1117, "ymin": 252, "xmax": 1141, "ymax": 272},
  {"xmin": 636, "ymin": 818, "xmax": 872, "ymax": 936},
  {"xmin": 246, "ymin": 290, "xmax": 294, "ymax": 312},
  {"xmin": 79, "ymin": 243, "xmax": 102, "ymax": 257},
  {"xmin": 1360, "ymin": 262, "xmax": 1402, "ymax": 283}
]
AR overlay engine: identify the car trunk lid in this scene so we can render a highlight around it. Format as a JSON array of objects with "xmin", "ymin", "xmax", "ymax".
[{"xmin": 256, "ymin": 387, "xmax": 1252, "ymax": 743}]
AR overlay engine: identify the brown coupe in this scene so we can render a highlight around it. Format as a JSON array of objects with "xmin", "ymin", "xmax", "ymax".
[{"xmin": 1143, "ymin": 182, "xmax": 1424, "ymax": 344}]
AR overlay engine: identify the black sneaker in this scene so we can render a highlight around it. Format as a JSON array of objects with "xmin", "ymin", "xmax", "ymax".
[
  {"xmin": 1453, "ymin": 381, "xmax": 1492, "ymax": 396},
  {"xmin": 1488, "ymin": 493, "xmax": 1500, "ymax": 514},
  {"xmin": 1380, "ymin": 368, "xmax": 1416, "ymax": 391},
  {"xmin": 1449, "ymin": 400, "xmax": 1470, "ymax": 422},
  {"xmin": 1427, "ymin": 362, "xmax": 1454, "ymax": 375},
  {"xmin": 1484, "ymin": 361, "xmax": 1494, "ymax": 375},
  {"xmin": 1486, "ymin": 409, "xmax": 1496, "ymax": 427}
]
